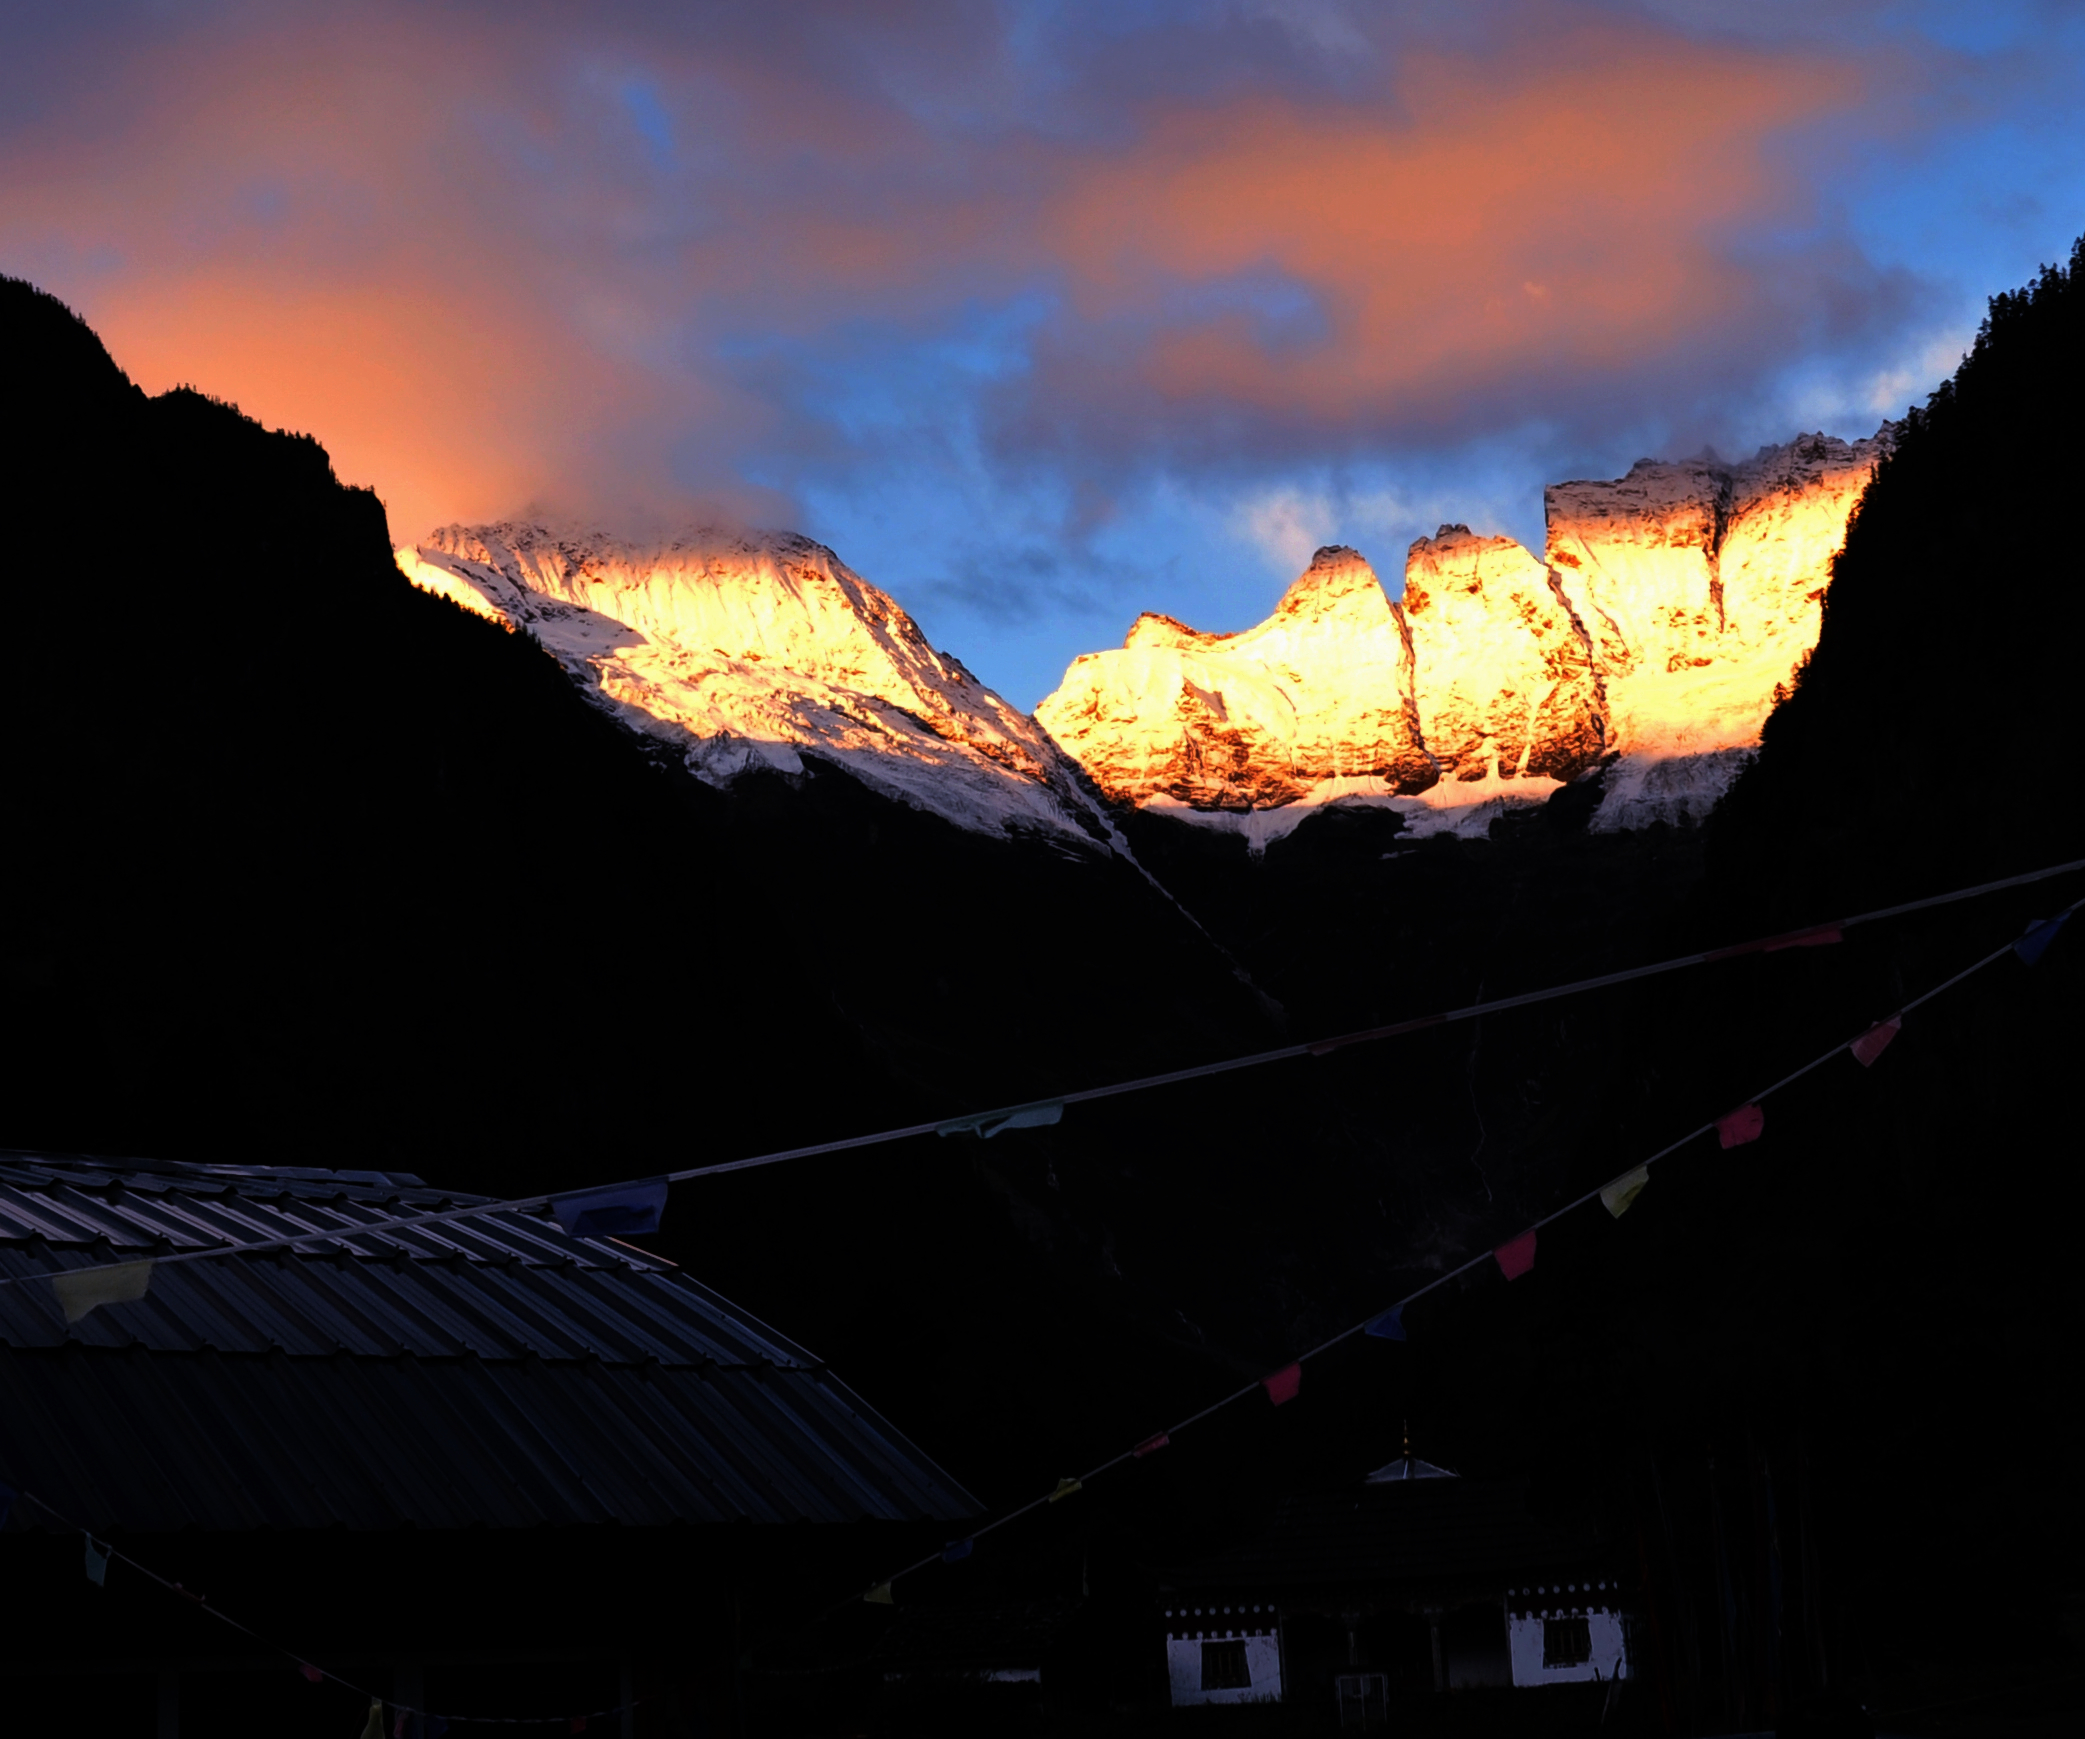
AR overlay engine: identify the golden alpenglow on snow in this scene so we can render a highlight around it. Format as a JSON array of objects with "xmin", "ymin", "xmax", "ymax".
[
  {"xmin": 1543, "ymin": 429, "xmax": 1893, "ymax": 825},
  {"xmin": 395, "ymin": 525, "xmax": 1121, "ymax": 847},
  {"xmin": 394, "ymin": 430, "xmax": 1887, "ymax": 856},
  {"xmin": 1034, "ymin": 546, "xmax": 1432, "ymax": 837},
  {"xmin": 1037, "ymin": 429, "xmax": 1893, "ymax": 846}
]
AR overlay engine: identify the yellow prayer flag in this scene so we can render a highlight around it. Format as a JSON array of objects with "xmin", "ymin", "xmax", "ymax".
[
  {"xmin": 52, "ymin": 1260, "xmax": 155, "ymax": 1325},
  {"xmin": 864, "ymin": 1583, "xmax": 894, "ymax": 1605},
  {"xmin": 1049, "ymin": 1477, "xmax": 1082, "ymax": 1503},
  {"xmin": 1600, "ymin": 1167, "xmax": 1650, "ymax": 1219},
  {"xmin": 358, "ymin": 1699, "xmax": 386, "ymax": 1739}
]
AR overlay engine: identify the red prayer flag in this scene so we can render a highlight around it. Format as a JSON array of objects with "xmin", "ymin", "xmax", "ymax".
[
  {"xmin": 1717, "ymin": 1104, "xmax": 1765, "ymax": 1148},
  {"xmin": 1494, "ymin": 1231, "xmax": 1537, "ymax": 1280},
  {"xmin": 1765, "ymin": 926, "xmax": 1842, "ymax": 952},
  {"xmin": 298, "ymin": 1664, "xmax": 323, "ymax": 1684},
  {"xmin": 1262, "ymin": 1364, "xmax": 1301, "ymax": 1406},
  {"xmin": 1850, "ymin": 1018, "xmax": 1901, "ymax": 1067},
  {"xmin": 1133, "ymin": 1433, "xmax": 1170, "ymax": 1458}
]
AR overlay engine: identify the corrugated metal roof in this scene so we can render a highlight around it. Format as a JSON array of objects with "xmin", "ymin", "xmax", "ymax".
[{"xmin": 0, "ymin": 1152, "xmax": 978, "ymax": 1531}]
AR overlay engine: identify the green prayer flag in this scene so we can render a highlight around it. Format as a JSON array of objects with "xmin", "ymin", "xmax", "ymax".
[
  {"xmin": 53, "ymin": 1259, "xmax": 155, "ymax": 1325},
  {"xmin": 1600, "ymin": 1166, "xmax": 1650, "ymax": 1218}
]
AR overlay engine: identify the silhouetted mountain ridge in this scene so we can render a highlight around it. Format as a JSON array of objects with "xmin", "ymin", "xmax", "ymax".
[{"xmin": 3, "ymin": 261, "xmax": 2080, "ymax": 1724}]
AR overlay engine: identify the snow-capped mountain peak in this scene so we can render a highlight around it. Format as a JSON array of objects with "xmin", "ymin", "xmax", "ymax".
[
  {"xmin": 395, "ymin": 427, "xmax": 1888, "ymax": 860},
  {"xmin": 395, "ymin": 523, "xmax": 1117, "ymax": 847},
  {"xmin": 1035, "ymin": 427, "xmax": 1893, "ymax": 845}
]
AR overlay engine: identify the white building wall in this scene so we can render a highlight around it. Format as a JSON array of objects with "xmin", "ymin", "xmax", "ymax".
[
  {"xmin": 1507, "ymin": 1610, "xmax": 1628, "ymax": 1687},
  {"xmin": 1163, "ymin": 1621, "xmax": 1284, "ymax": 1706}
]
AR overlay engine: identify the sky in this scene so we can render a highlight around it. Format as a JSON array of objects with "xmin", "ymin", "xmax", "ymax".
[{"xmin": 4, "ymin": 1, "xmax": 2084, "ymax": 708}]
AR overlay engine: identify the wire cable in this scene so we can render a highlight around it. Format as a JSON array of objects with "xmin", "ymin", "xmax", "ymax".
[{"xmin": 5, "ymin": 855, "xmax": 2079, "ymax": 1300}]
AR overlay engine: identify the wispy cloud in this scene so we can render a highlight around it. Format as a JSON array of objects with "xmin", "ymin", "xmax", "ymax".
[{"xmin": 1, "ymin": 1, "xmax": 2079, "ymax": 701}]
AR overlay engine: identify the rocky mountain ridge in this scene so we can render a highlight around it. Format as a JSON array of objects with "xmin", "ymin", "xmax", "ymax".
[
  {"xmin": 397, "ymin": 523, "xmax": 1123, "ymax": 849},
  {"xmin": 1042, "ymin": 428, "xmax": 1893, "ymax": 843},
  {"xmin": 395, "ymin": 429, "xmax": 1889, "ymax": 852}
]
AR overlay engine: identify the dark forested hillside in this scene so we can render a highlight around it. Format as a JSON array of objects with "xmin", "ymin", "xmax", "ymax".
[
  {"xmin": 0, "ymin": 274, "xmax": 1285, "ymax": 1497},
  {"xmin": 3, "ymin": 260, "xmax": 2081, "ymax": 1734},
  {"xmin": 1708, "ymin": 235, "xmax": 2085, "ymax": 916}
]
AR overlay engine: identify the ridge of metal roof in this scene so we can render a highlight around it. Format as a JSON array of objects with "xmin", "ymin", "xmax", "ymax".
[
  {"xmin": 0, "ymin": 1152, "xmax": 820, "ymax": 1367},
  {"xmin": 0, "ymin": 1149, "xmax": 432, "ymax": 1189}
]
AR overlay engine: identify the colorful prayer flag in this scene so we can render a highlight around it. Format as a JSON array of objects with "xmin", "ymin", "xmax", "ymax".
[
  {"xmin": 865, "ymin": 1583, "xmax": 894, "ymax": 1605},
  {"xmin": 550, "ymin": 1180, "xmax": 668, "ymax": 1240},
  {"xmin": 942, "ymin": 1539, "xmax": 973, "ymax": 1563},
  {"xmin": 52, "ymin": 1259, "xmax": 154, "ymax": 1325},
  {"xmin": 83, "ymin": 1533, "xmax": 110, "ymax": 1588},
  {"xmin": 937, "ymin": 1101, "xmax": 1065, "ymax": 1139},
  {"xmin": 1133, "ymin": 1433, "xmax": 1169, "ymax": 1458},
  {"xmin": 1049, "ymin": 1477, "xmax": 1083, "ymax": 1502},
  {"xmin": 1850, "ymin": 1018, "xmax": 1901, "ymax": 1067},
  {"xmin": 1365, "ymin": 1306, "xmax": 1406, "ymax": 1341},
  {"xmin": 2015, "ymin": 913, "xmax": 2069, "ymax": 966},
  {"xmin": 1262, "ymin": 1364, "xmax": 1301, "ymax": 1405},
  {"xmin": 1717, "ymin": 1104, "xmax": 1765, "ymax": 1148},
  {"xmin": 1600, "ymin": 1167, "xmax": 1650, "ymax": 1219},
  {"xmin": 1494, "ymin": 1231, "xmax": 1537, "ymax": 1280}
]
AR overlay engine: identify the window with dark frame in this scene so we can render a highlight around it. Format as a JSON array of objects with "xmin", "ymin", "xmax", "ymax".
[
  {"xmin": 1200, "ymin": 1639, "xmax": 1251, "ymax": 1690},
  {"xmin": 1543, "ymin": 1616, "xmax": 1592, "ymax": 1668}
]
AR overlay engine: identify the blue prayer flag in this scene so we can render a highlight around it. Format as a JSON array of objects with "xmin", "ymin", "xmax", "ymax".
[
  {"xmin": 551, "ymin": 1180, "xmax": 669, "ymax": 1240},
  {"xmin": 937, "ymin": 1101, "xmax": 1064, "ymax": 1139},
  {"xmin": 1366, "ymin": 1306, "xmax": 1406, "ymax": 1342},
  {"xmin": 942, "ymin": 1538, "xmax": 973, "ymax": 1563},
  {"xmin": 2015, "ymin": 914, "xmax": 2069, "ymax": 966},
  {"xmin": 84, "ymin": 1533, "xmax": 110, "ymax": 1588}
]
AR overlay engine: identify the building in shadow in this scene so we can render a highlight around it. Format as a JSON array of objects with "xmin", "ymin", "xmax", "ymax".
[
  {"xmin": 0, "ymin": 1152, "xmax": 976, "ymax": 1736},
  {"xmin": 1157, "ymin": 1441, "xmax": 1631, "ymax": 1729}
]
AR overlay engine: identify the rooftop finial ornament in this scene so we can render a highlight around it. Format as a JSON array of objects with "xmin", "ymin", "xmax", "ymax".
[{"xmin": 1367, "ymin": 1429, "xmax": 1458, "ymax": 1485}]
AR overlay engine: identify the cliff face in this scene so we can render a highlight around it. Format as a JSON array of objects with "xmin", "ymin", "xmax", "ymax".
[
  {"xmin": 395, "ymin": 439, "xmax": 1886, "ymax": 850},
  {"xmin": 397, "ymin": 523, "xmax": 1118, "ymax": 847},
  {"xmin": 1038, "ymin": 430, "xmax": 1890, "ymax": 844},
  {"xmin": 1547, "ymin": 429, "xmax": 1892, "ymax": 825},
  {"xmin": 1402, "ymin": 525, "xmax": 1604, "ymax": 786},
  {"xmin": 1034, "ymin": 546, "xmax": 1430, "ymax": 827}
]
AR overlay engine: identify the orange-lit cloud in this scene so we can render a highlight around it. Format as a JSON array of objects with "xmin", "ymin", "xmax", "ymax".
[
  {"xmin": 0, "ymin": 3, "xmax": 1921, "ymax": 546},
  {"xmin": 1046, "ymin": 37, "xmax": 1856, "ymax": 425}
]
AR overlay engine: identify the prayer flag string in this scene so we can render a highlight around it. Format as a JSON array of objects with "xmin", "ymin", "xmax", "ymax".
[
  {"xmin": 5, "ymin": 891, "xmax": 2075, "ymax": 1671},
  {"xmin": 830, "ymin": 890, "xmax": 2083, "ymax": 1613},
  {"xmin": 13, "ymin": 856, "xmax": 2080, "ymax": 1310},
  {"xmin": 2, "ymin": 1490, "xmax": 641, "ymax": 1728}
]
